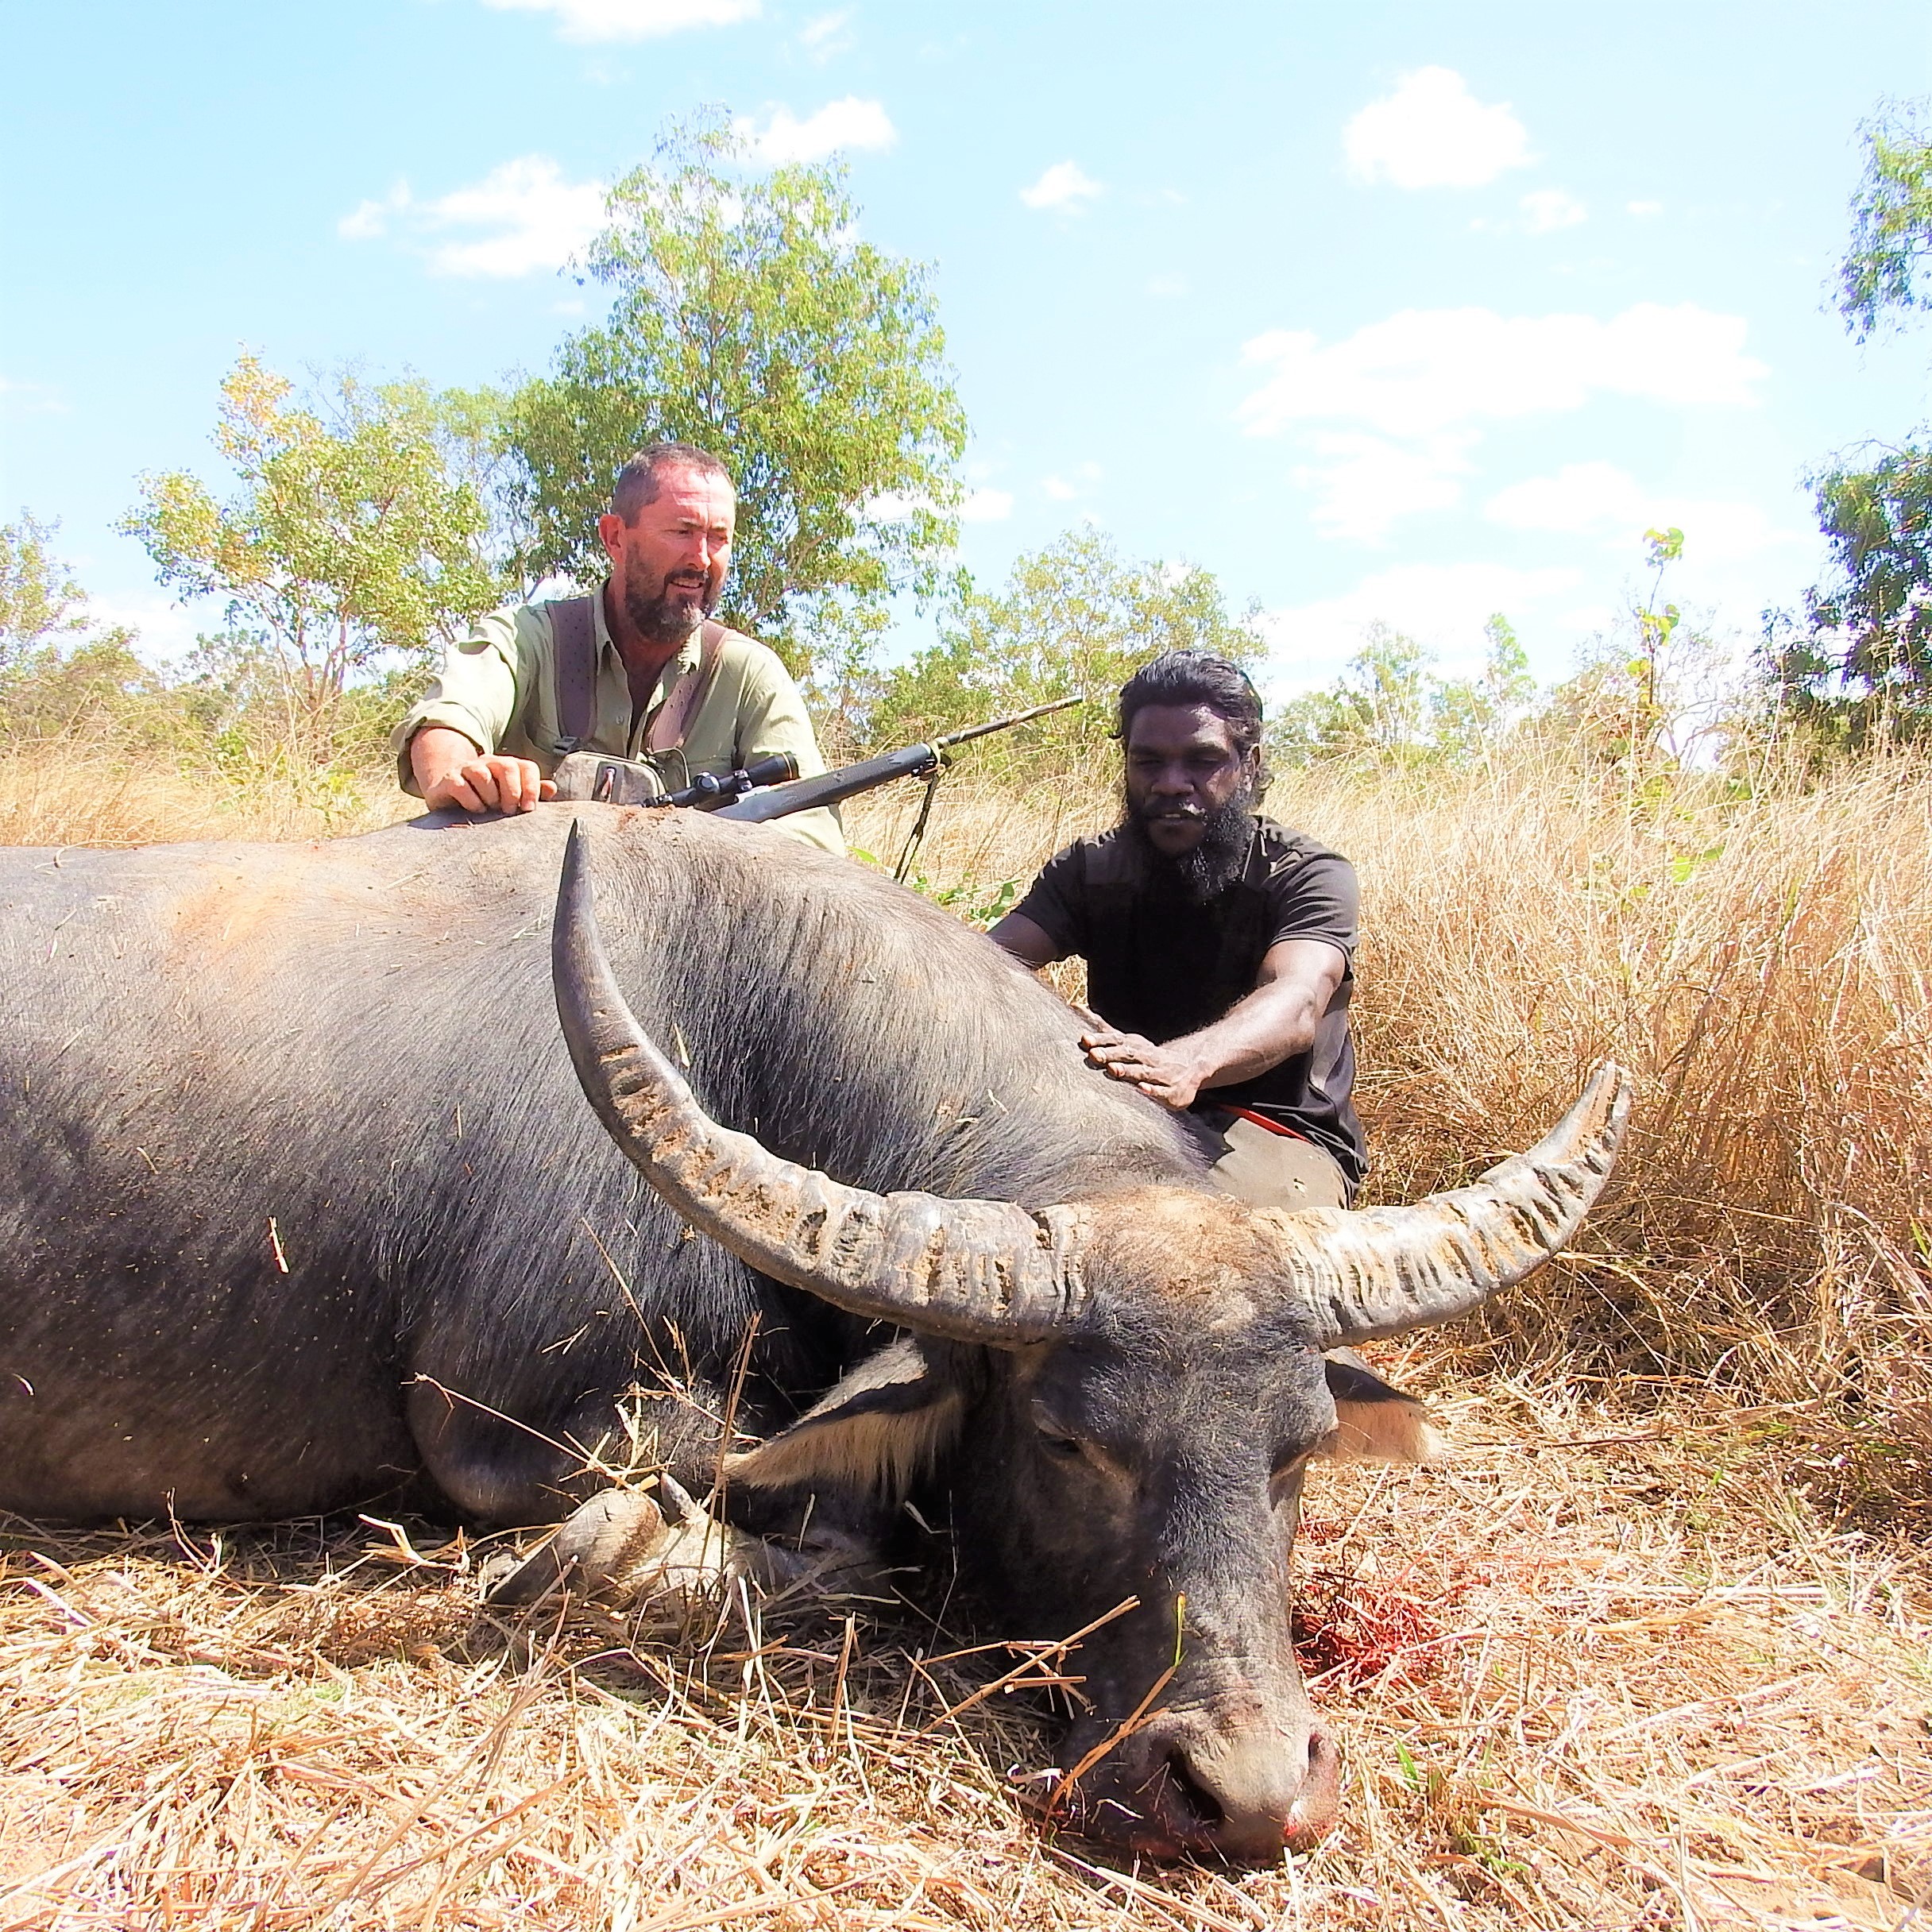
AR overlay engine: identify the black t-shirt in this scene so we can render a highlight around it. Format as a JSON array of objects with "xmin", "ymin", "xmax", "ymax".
[{"xmin": 1011, "ymin": 817, "xmax": 1367, "ymax": 1184}]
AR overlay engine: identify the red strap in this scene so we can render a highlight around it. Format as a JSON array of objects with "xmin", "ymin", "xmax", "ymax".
[{"xmin": 1224, "ymin": 1106, "xmax": 1308, "ymax": 1142}]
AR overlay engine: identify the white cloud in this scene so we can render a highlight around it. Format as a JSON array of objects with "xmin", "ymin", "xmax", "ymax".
[
  {"xmin": 1470, "ymin": 187, "xmax": 1588, "ymax": 237},
  {"xmin": 1484, "ymin": 461, "xmax": 1649, "ymax": 535},
  {"xmin": 86, "ymin": 590, "xmax": 207, "ymax": 665},
  {"xmin": 866, "ymin": 488, "xmax": 1011, "ymax": 525},
  {"xmin": 1238, "ymin": 303, "xmax": 1768, "ymax": 439},
  {"xmin": 479, "ymin": 0, "xmax": 757, "ymax": 42},
  {"xmin": 338, "ymin": 156, "xmax": 605, "ymax": 277},
  {"xmin": 1559, "ymin": 601, "xmax": 1618, "ymax": 635},
  {"xmin": 1520, "ymin": 187, "xmax": 1586, "ymax": 233},
  {"xmin": 1293, "ymin": 431, "xmax": 1478, "ymax": 543},
  {"xmin": 1244, "ymin": 305, "xmax": 1770, "ymax": 553},
  {"xmin": 1146, "ymin": 273, "xmax": 1188, "ymax": 298},
  {"xmin": 1626, "ymin": 199, "xmax": 1663, "ymax": 218},
  {"xmin": 1020, "ymin": 160, "xmax": 1103, "ymax": 214},
  {"xmin": 0, "ymin": 375, "xmax": 68, "ymax": 415},
  {"xmin": 337, "ymin": 187, "xmax": 404, "ymax": 241},
  {"xmin": 1484, "ymin": 462, "xmax": 1803, "ymax": 562},
  {"xmin": 1262, "ymin": 562, "xmax": 1581, "ymax": 690},
  {"xmin": 1038, "ymin": 461, "xmax": 1103, "ymax": 503},
  {"xmin": 1667, "ymin": 502, "xmax": 1805, "ymax": 563},
  {"xmin": 1343, "ymin": 68, "xmax": 1532, "ymax": 190},
  {"xmin": 959, "ymin": 489, "xmax": 1014, "ymax": 524},
  {"xmin": 733, "ymin": 97, "xmax": 895, "ymax": 165},
  {"xmin": 798, "ymin": 9, "xmax": 851, "ymax": 59}
]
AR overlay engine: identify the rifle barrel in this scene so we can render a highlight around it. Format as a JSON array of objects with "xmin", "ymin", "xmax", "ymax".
[
  {"xmin": 933, "ymin": 692, "xmax": 1088, "ymax": 748},
  {"xmin": 716, "ymin": 691, "xmax": 1089, "ymax": 825}
]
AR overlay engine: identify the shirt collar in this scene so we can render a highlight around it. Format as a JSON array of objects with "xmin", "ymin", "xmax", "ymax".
[{"xmin": 593, "ymin": 578, "xmax": 705, "ymax": 688}]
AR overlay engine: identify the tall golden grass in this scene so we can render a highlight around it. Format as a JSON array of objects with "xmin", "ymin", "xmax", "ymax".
[
  {"xmin": 851, "ymin": 744, "xmax": 1932, "ymax": 1517},
  {"xmin": 2, "ymin": 730, "xmax": 1928, "ymax": 1927},
  {"xmin": 0, "ymin": 744, "xmax": 408, "ymax": 851}
]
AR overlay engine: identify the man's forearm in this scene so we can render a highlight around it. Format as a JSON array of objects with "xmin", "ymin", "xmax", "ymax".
[
  {"xmin": 409, "ymin": 724, "xmax": 485, "ymax": 797},
  {"xmin": 1165, "ymin": 980, "xmax": 1325, "ymax": 1093}
]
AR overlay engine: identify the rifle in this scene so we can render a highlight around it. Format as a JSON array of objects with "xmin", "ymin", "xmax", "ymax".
[
  {"xmin": 551, "ymin": 694, "xmax": 1088, "ymax": 821},
  {"xmin": 719, "ymin": 695, "xmax": 1087, "ymax": 824}
]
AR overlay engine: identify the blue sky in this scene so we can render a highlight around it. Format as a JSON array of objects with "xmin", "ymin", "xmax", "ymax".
[{"xmin": 5, "ymin": 0, "xmax": 1931, "ymax": 697}]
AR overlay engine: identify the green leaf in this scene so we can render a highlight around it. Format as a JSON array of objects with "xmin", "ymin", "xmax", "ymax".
[
  {"xmin": 1643, "ymin": 525, "xmax": 1685, "ymax": 568},
  {"xmin": 1667, "ymin": 843, "xmax": 1725, "ymax": 884}
]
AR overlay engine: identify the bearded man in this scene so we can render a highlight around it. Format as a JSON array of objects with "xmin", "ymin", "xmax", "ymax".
[
  {"xmin": 989, "ymin": 650, "xmax": 1366, "ymax": 1208},
  {"xmin": 395, "ymin": 442, "xmax": 842, "ymax": 854}
]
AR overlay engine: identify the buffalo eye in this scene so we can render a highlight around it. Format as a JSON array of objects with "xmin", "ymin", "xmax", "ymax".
[
  {"xmin": 1269, "ymin": 1444, "xmax": 1322, "ymax": 1504},
  {"xmin": 1030, "ymin": 1405, "xmax": 1086, "ymax": 1461}
]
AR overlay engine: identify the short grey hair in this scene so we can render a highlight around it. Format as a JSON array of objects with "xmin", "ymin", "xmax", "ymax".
[{"xmin": 611, "ymin": 443, "xmax": 734, "ymax": 524}]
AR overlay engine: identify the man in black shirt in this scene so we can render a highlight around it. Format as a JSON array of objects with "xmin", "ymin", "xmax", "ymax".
[{"xmin": 988, "ymin": 651, "xmax": 1366, "ymax": 1208}]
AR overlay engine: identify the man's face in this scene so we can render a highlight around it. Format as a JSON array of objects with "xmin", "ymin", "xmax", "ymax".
[
  {"xmin": 598, "ymin": 465, "xmax": 736, "ymax": 647},
  {"xmin": 1123, "ymin": 703, "xmax": 1259, "ymax": 857}
]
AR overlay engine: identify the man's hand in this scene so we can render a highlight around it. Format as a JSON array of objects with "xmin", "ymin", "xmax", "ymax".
[
  {"xmin": 412, "ymin": 726, "xmax": 556, "ymax": 814},
  {"xmin": 1079, "ymin": 1026, "xmax": 1206, "ymax": 1109}
]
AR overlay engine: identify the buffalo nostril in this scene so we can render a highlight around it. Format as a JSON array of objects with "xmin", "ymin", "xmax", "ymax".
[
  {"xmin": 1180, "ymin": 1729, "xmax": 1335, "ymax": 1861},
  {"xmin": 1285, "ymin": 1725, "xmax": 1343, "ymax": 1846},
  {"xmin": 1163, "ymin": 1752, "xmax": 1226, "ymax": 1832}
]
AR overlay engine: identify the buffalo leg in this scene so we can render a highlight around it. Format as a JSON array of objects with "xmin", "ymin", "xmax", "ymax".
[{"xmin": 405, "ymin": 1378, "xmax": 728, "ymax": 1525}]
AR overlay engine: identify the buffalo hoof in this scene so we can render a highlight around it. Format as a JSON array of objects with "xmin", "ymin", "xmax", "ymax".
[
  {"xmin": 751, "ymin": 1523, "xmax": 884, "ymax": 1600},
  {"xmin": 483, "ymin": 1475, "xmax": 750, "ymax": 1611}
]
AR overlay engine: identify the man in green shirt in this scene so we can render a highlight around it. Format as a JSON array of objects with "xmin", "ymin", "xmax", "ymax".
[{"xmin": 393, "ymin": 442, "xmax": 844, "ymax": 854}]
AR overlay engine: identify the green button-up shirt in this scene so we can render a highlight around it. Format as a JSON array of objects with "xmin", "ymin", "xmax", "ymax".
[{"xmin": 392, "ymin": 583, "xmax": 843, "ymax": 854}]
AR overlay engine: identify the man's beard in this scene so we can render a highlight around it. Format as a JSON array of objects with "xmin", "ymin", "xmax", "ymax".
[
  {"xmin": 624, "ymin": 563, "xmax": 718, "ymax": 646},
  {"xmin": 1122, "ymin": 782, "xmax": 1258, "ymax": 903}
]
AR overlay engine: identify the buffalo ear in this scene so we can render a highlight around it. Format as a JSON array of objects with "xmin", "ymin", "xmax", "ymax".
[
  {"xmin": 1320, "ymin": 1348, "xmax": 1447, "ymax": 1464},
  {"xmin": 724, "ymin": 1335, "xmax": 966, "ymax": 1501}
]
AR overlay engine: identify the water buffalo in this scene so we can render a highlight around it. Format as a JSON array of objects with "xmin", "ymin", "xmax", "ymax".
[{"xmin": 0, "ymin": 805, "xmax": 1627, "ymax": 1859}]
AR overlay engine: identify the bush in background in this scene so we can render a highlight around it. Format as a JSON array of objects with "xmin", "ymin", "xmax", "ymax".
[{"xmin": 860, "ymin": 527, "xmax": 1268, "ymax": 771}]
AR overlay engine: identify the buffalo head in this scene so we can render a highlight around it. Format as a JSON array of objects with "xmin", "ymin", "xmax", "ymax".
[{"xmin": 552, "ymin": 822, "xmax": 1629, "ymax": 1860}]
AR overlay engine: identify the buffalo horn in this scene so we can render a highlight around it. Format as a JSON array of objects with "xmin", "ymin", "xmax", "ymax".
[
  {"xmin": 551, "ymin": 822, "xmax": 1089, "ymax": 1343},
  {"xmin": 1282, "ymin": 1063, "xmax": 1632, "ymax": 1346}
]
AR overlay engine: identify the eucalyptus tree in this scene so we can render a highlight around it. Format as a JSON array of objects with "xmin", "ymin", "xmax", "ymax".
[
  {"xmin": 504, "ymin": 114, "xmax": 967, "ymax": 678},
  {"xmin": 125, "ymin": 357, "xmax": 504, "ymax": 736}
]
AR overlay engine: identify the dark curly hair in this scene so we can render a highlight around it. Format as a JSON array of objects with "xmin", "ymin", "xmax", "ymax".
[{"xmin": 1115, "ymin": 650, "xmax": 1265, "ymax": 759}]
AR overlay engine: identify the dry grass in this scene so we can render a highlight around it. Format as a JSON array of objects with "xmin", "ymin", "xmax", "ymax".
[
  {"xmin": 854, "ymin": 746, "xmax": 1932, "ymax": 1518},
  {"xmin": 3, "ymin": 1405, "xmax": 1926, "ymax": 1929},
  {"xmin": 4, "ymin": 735, "xmax": 1930, "ymax": 1927},
  {"xmin": 0, "ymin": 738, "xmax": 409, "ymax": 849}
]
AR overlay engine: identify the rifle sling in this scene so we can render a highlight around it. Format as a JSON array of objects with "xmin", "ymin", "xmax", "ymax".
[
  {"xmin": 550, "ymin": 595, "xmax": 597, "ymax": 755},
  {"xmin": 643, "ymin": 620, "xmax": 729, "ymax": 755}
]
